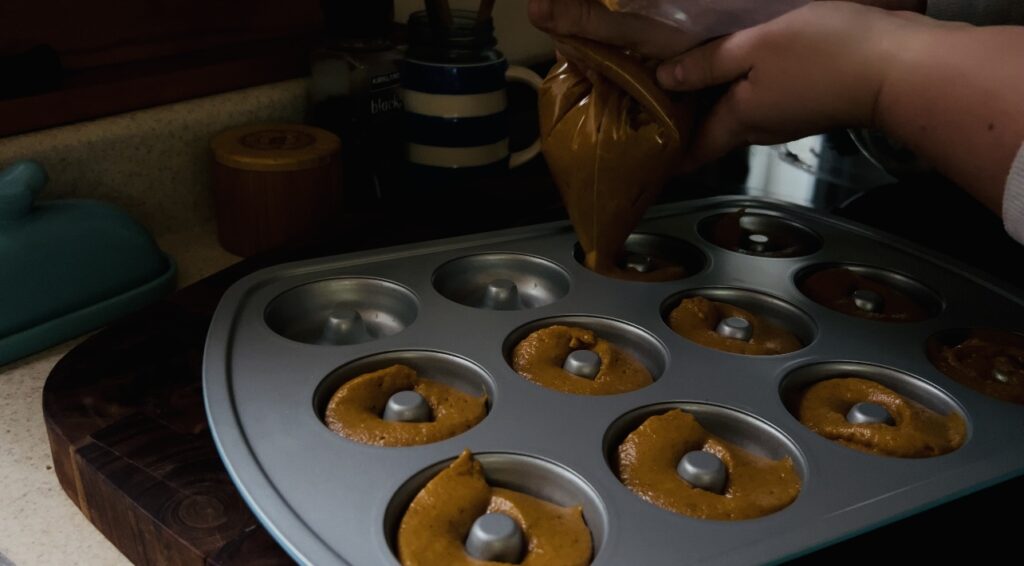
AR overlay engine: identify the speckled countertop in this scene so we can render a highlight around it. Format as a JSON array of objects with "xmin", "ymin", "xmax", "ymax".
[
  {"xmin": 0, "ymin": 335, "xmax": 111, "ymax": 566},
  {"xmin": 0, "ymin": 79, "xmax": 306, "ymax": 238}
]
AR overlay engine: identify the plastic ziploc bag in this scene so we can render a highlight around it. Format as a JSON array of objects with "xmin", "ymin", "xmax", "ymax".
[
  {"xmin": 605, "ymin": 0, "xmax": 810, "ymax": 48},
  {"xmin": 539, "ymin": 37, "xmax": 694, "ymax": 281}
]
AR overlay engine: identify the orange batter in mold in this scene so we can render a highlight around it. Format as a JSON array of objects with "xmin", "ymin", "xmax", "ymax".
[
  {"xmin": 616, "ymin": 409, "xmax": 801, "ymax": 520},
  {"xmin": 794, "ymin": 377, "xmax": 966, "ymax": 457},
  {"xmin": 800, "ymin": 267, "xmax": 929, "ymax": 322},
  {"xmin": 929, "ymin": 328, "xmax": 1024, "ymax": 404},
  {"xmin": 397, "ymin": 450, "xmax": 593, "ymax": 566},
  {"xmin": 667, "ymin": 296, "xmax": 803, "ymax": 355},
  {"xmin": 324, "ymin": 364, "xmax": 486, "ymax": 447},
  {"xmin": 511, "ymin": 325, "xmax": 653, "ymax": 395}
]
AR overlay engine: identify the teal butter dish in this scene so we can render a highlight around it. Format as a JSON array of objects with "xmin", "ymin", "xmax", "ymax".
[{"xmin": 0, "ymin": 160, "xmax": 176, "ymax": 365}]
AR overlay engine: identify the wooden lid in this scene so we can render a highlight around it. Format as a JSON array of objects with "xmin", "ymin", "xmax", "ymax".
[{"xmin": 210, "ymin": 123, "xmax": 341, "ymax": 172}]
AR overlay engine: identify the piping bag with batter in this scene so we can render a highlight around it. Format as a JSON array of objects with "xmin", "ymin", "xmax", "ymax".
[{"xmin": 539, "ymin": 35, "xmax": 693, "ymax": 281}]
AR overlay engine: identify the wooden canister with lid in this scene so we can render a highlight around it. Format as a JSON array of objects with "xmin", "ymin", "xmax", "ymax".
[{"xmin": 210, "ymin": 123, "xmax": 341, "ymax": 257}]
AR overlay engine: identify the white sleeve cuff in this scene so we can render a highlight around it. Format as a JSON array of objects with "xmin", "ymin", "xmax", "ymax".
[{"xmin": 1003, "ymin": 142, "xmax": 1024, "ymax": 245}]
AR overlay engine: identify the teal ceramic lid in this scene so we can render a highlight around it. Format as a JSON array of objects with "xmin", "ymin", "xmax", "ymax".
[{"xmin": 0, "ymin": 160, "xmax": 176, "ymax": 365}]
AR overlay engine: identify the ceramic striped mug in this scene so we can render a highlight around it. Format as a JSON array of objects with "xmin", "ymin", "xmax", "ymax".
[{"xmin": 400, "ymin": 57, "xmax": 543, "ymax": 174}]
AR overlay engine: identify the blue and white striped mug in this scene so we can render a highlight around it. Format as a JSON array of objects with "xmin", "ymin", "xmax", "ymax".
[{"xmin": 400, "ymin": 11, "xmax": 543, "ymax": 174}]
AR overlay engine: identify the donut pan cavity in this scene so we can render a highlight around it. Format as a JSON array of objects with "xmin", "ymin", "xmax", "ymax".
[
  {"xmin": 698, "ymin": 209, "xmax": 823, "ymax": 258},
  {"xmin": 573, "ymin": 232, "xmax": 708, "ymax": 278},
  {"xmin": 796, "ymin": 262, "xmax": 945, "ymax": 320},
  {"xmin": 204, "ymin": 197, "xmax": 1024, "ymax": 565}
]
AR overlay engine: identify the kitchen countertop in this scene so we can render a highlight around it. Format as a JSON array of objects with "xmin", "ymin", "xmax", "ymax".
[{"xmin": 0, "ymin": 224, "xmax": 240, "ymax": 566}]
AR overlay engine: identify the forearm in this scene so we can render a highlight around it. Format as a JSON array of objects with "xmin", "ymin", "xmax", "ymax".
[{"xmin": 876, "ymin": 24, "xmax": 1024, "ymax": 213}]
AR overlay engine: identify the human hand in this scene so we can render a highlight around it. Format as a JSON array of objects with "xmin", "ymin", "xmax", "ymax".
[{"xmin": 655, "ymin": 2, "xmax": 940, "ymax": 170}]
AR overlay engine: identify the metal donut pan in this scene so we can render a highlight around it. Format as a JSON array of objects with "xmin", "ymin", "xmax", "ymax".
[{"xmin": 203, "ymin": 196, "xmax": 1024, "ymax": 565}]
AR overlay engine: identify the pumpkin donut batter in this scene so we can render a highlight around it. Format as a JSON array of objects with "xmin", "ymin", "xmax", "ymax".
[
  {"xmin": 928, "ymin": 328, "xmax": 1024, "ymax": 404},
  {"xmin": 397, "ymin": 450, "xmax": 593, "ymax": 566},
  {"xmin": 324, "ymin": 364, "xmax": 486, "ymax": 447},
  {"xmin": 794, "ymin": 377, "xmax": 966, "ymax": 457},
  {"xmin": 616, "ymin": 409, "xmax": 801, "ymax": 520},
  {"xmin": 667, "ymin": 296, "xmax": 803, "ymax": 355},
  {"xmin": 800, "ymin": 267, "xmax": 930, "ymax": 322},
  {"xmin": 511, "ymin": 325, "xmax": 653, "ymax": 395}
]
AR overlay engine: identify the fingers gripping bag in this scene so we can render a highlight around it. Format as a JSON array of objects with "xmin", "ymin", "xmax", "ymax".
[
  {"xmin": 539, "ymin": 36, "xmax": 694, "ymax": 282},
  {"xmin": 539, "ymin": 1, "xmax": 809, "ymax": 281}
]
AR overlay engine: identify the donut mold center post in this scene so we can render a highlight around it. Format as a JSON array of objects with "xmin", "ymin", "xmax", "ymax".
[
  {"xmin": 563, "ymin": 350, "xmax": 602, "ymax": 379},
  {"xmin": 846, "ymin": 402, "xmax": 895, "ymax": 426},
  {"xmin": 746, "ymin": 233, "xmax": 770, "ymax": 253},
  {"xmin": 715, "ymin": 316, "xmax": 753, "ymax": 342},
  {"xmin": 318, "ymin": 307, "xmax": 374, "ymax": 345},
  {"xmin": 677, "ymin": 450, "xmax": 728, "ymax": 495},
  {"xmin": 382, "ymin": 391, "xmax": 432, "ymax": 423},
  {"xmin": 482, "ymin": 279, "xmax": 523, "ymax": 311},
  {"xmin": 625, "ymin": 253, "xmax": 654, "ymax": 273},
  {"xmin": 852, "ymin": 289, "xmax": 885, "ymax": 314},
  {"xmin": 465, "ymin": 512, "xmax": 525, "ymax": 564}
]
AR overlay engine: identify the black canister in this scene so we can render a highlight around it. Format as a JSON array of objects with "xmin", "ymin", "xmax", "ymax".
[{"xmin": 308, "ymin": 0, "xmax": 404, "ymax": 211}]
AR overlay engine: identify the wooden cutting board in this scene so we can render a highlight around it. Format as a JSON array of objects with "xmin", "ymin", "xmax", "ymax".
[
  {"xmin": 40, "ymin": 189, "xmax": 1024, "ymax": 564},
  {"xmin": 43, "ymin": 272, "xmax": 292, "ymax": 565}
]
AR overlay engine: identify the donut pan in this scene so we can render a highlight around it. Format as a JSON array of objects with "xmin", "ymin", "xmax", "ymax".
[{"xmin": 203, "ymin": 196, "xmax": 1024, "ymax": 565}]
